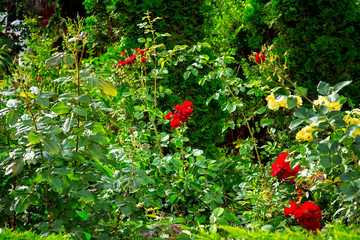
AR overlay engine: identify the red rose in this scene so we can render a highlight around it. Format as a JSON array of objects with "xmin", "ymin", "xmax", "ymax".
[
  {"xmin": 294, "ymin": 208, "xmax": 305, "ymax": 219},
  {"xmin": 120, "ymin": 51, "xmax": 126, "ymax": 55},
  {"xmin": 141, "ymin": 57, "xmax": 147, "ymax": 63},
  {"xmin": 172, "ymin": 113, "xmax": 180, "ymax": 120},
  {"xmin": 170, "ymin": 119, "xmax": 181, "ymax": 130},
  {"xmin": 284, "ymin": 201, "xmax": 299, "ymax": 215},
  {"xmin": 255, "ymin": 51, "xmax": 266, "ymax": 63},
  {"xmin": 118, "ymin": 61, "xmax": 126, "ymax": 67},
  {"xmin": 271, "ymin": 153, "xmax": 301, "ymax": 183},
  {"xmin": 301, "ymin": 201, "xmax": 322, "ymax": 220},
  {"xmin": 291, "ymin": 201, "xmax": 322, "ymax": 231},
  {"xmin": 129, "ymin": 55, "xmax": 136, "ymax": 62},
  {"xmin": 182, "ymin": 101, "xmax": 194, "ymax": 108},
  {"xmin": 174, "ymin": 105, "xmax": 185, "ymax": 111},
  {"xmin": 139, "ymin": 49, "xmax": 145, "ymax": 56},
  {"xmin": 179, "ymin": 114, "xmax": 189, "ymax": 122},
  {"xmin": 307, "ymin": 220, "xmax": 321, "ymax": 232},
  {"xmin": 298, "ymin": 212, "xmax": 316, "ymax": 228},
  {"xmin": 165, "ymin": 112, "xmax": 173, "ymax": 120},
  {"xmin": 182, "ymin": 108, "xmax": 193, "ymax": 116},
  {"xmin": 37, "ymin": 76, "xmax": 41, "ymax": 81}
]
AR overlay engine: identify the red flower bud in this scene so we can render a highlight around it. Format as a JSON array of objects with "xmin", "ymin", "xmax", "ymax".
[
  {"xmin": 165, "ymin": 112, "xmax": 173, "ymax": 120},
  {"xmin": 120, "ymin": 51, "xmax": 126, "ymax": 55},
  {"xmin": 255, "ymin": 51, "xmax": 266, "ymax": 63}
]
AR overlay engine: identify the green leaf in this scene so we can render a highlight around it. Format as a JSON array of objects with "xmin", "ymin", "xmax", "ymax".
[
  {"xmin": 330, "ymin": 141, "xmax": 340, "ymax": 153},
  {"xmin": 261, "ymin": 225, "xmax": 274, "ymax": 232},
  {"xmin": 294, "ymin": 107, "xmax": 313, "ymax": 119},
  {"xmin": 28, "ymin": 131, "xmax": 42, "ymax": 144},
  {"xmin": 339, "ymin": 173, "xmax": 353, "ymax": 182},
  {"xmin": 78, "ymin": 190, "xmax": 94, "ymax": 203},
  {"xmin": 198, "ymin": 215, "xmax": 206, "ymax": 224},
  {"xmin": 50, "ymin": 176, "xmax": 63, "ymax": 193},
  {"xmin": 53, "ymin": 168, "xmax": 71, "ymax": 176},
  {"xmin": 223, "ymin": 212, "xmax": 241, "ymax": 224},
  {"xmin": 317, "ymin": 81, "xmax": 331, "ymax": 95},
  {"xmin": 6, "ymin": 109, "xmax": 19, "ymax": 125},
  {"xmin": 289, "ymin": 119, "xmax": 303, "ymax": 130},
  {"xmin": 170, "ymin": 194, "xmax": 178, "ymax": 204},
  {"xmin": 63, "ymin": 54, "xmax": 75, "ymax": 66},
  {"xmin": 226, "ymin": 103, "xmax": 236, "ymax": 113},
  {"xmin": 14, "ymin": 198, "xmax": 28, "ymax": 213},
  {"xmin": 36, "ymin": 96, "xmax": 49, "ymax": 107},
  {"xmin": 213, "ymin": 207, "xmax": 224, "ymax": 217},
  {"xmin": 84, "ymin": 233, "xmax": 91, "ymax": 240},
  {"xmin": 317, "ymin": 143, "xmax": 330, "ymax": 154},
  {"xmin": 134, "ymin": 112, "xmax": 144, "ymax": 119},
  {"xmin": 99, "ymin": 79, "xmax": 117, "ymax": 97},
  {"xmin": 51, "ymin": 101, "xmax": 70, "ymax": 115},
  {"xmin": 122, "ymin": 205, "xmax": 132, "ymax": 216},
  {"xmin": 333, "ymin": 155, "xmax": 342, "ymax": 165},
  {"xmin": 287, "ymin": 97, "xmax": 298, "ymax": 109},
  {"xmin": 273, "ymin": 87, "xmax": 290, "ymax": 101},
  {"xmin": 295, "ymin": 87, "xmax": 308, "ymax": 96},
  {"xmin": 43, "ymin": 138, "xmax": 60, "ymax": 154},
  {"xmin": 320, "ymin": 156, "xmax": 331, "ymax": 168},
  {"xmin": 92, "ymin": 158, "xmax": 114, "ymax": 179},
  {"xmin": 45, "ymin": 54, "xmax": 63, "ymax": 68},
  {"xmin": 340, "ymin": 182, "xmax": 355, "ymax": 195},
  {"xmin": 191, "ymin": 68, "xmax": 199, "ymax": 76},
  {"xmin": 217, "ymin": 217, "xmax": 229, "ymax": 225},
  {"xmin": 327, "ymin": 92, "xmax": 340, "ymax": 103},
  {"xmin": 333, "ymin": 81, "xmax": 352, "ymax": 93},
  {"xmin": 89, "ymin": 143, "xmax": 103, "ymax": 160},
  {"xmin": 63, "ymin": 113, "xmax": 76, "ymax": 134},
  {"xmin": 76, "ymin": 94, "xmax": 91, "ymax": 104},
  {"xmin": 184, "ymin": 71, "xmax": 191, "ymax": 79},
  {"xmin": 90, "ymin": 133, "xmax": 109, "ymax": 144},
  {"xmin": 193, "ymin": 149, "xmax": 203, "ymax": 157},
  {"xmin": 80, "ymin": 69, "xmax": 90, "ymax": 78},
  {"xmin": 73, "ymin": 106, "xmax": 87, "ymax": 117},
  {"xmin": 138, "ymin": 38, "xmax": 146, "ymax": 43},
  {"xmin": 77, "ymin": 211, "xmax": 88, "ymax": 220},
  {"xmin": 87, "ymin": 75, "xmax": 99, "ymax": 89}
]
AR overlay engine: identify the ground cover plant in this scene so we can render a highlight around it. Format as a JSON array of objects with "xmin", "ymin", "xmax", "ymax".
[{"xmin": 0, "ymin": 1, "xmax": 360, "ymax": 239}]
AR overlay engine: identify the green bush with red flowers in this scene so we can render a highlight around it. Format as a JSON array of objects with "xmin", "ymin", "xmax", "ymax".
[{"xmin": 0, "ymin": 4, "xmax": 360, "ymax": 240}]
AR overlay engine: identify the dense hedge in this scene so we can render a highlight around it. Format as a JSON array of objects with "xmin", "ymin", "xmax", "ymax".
[
  {"xmin": 0, "ymin": 228, "xmax": 67, "ymax": 240},
  {"xmin": 235, "ymin": 0, "xmax": 360, "ymax": 104}
]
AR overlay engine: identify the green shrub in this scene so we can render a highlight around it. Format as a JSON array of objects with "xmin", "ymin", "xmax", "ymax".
[
  {"xmin": 0, "ymin": 228, "xmax": 68, "ymax": 240},
  {"xmin": 235, "ymin": 0, "xmax": 360, "ymax": 104}
]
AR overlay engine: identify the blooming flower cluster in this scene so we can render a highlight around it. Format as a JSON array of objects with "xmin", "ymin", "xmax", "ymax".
[
  {"xmin": 314, "ymin": 96, "xmax": 342, "ymax": 111},
  {"xmin": 116, "ymin": 47, "xmax": 147, "ymax": 67},
  {"xmin": 271, "ymin": 153, "xmax": 301, "ymax": 183},
  {"xmin": 255, "ymin": 51, "xmax": 266, "ymax": 63},
  {"xmin": 266, "ymin": 94, "xmax": 303, "ymax": 111},
  {"xmin": 284, "ymin": 201, "xmax": 322, "ymax": 231},
  {"xmin": 165, "ymin": 101, "xmax": 194, "ymax": 130},
  {"xmin": 295, "ymin": 124, "xmax": 318, "ymax": 142},
  {"xmin": 343, "ymin": 109, "xmax": 360, "ymax": 138}
]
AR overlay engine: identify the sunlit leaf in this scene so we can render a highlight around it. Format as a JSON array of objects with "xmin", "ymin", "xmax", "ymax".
[{"xmin": 99, "ymin": 79, "xmax": 117, "ymax": 97}]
